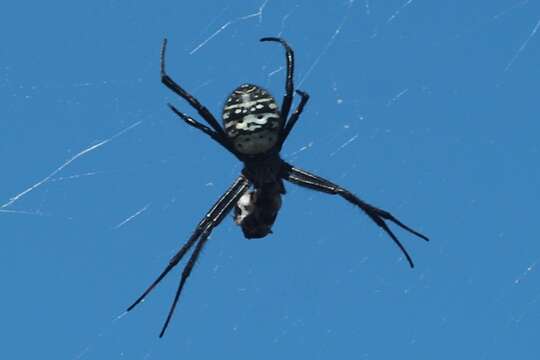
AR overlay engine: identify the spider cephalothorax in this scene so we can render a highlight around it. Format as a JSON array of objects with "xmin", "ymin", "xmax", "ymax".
[
  {"xmin": 127, "ymin": 37, "xmax": 429, "ymax": 337},
  {"xmin": 222, "ymin": 84, "xmax": 282, "ymax": 155}
]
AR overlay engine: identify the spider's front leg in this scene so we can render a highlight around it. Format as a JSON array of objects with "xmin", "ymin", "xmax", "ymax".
[
  {"xmin": 127, "ymin": 175, "xmax": 250, "ymax": 337},
  {"xmin": 282, "ymin": 164, "xmax": 429, "ymax": 268}
]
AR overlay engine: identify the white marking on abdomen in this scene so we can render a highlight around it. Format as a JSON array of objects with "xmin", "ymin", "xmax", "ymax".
[
  {"xmin": 224, "ymin": 97, "xmax": 274, "ymax": 110},
  {"xmin": 229, "ymin": 113, "xmax": 279, "ymax": 131}
]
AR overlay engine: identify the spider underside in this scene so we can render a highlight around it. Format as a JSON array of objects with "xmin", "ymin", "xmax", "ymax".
[{"xmin": 127, "ymin": 37, "xmax": 429, "ymax": 337}]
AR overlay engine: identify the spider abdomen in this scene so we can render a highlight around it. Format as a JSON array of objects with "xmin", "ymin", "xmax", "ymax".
[{"xmin": 222, "ymin": 84, "xmax": 282, "ymax": 155}]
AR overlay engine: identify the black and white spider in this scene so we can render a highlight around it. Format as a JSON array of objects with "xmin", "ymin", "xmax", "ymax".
[{"xmin": 127, "ymin": 37, "xmax": 429, "ymax": 337}]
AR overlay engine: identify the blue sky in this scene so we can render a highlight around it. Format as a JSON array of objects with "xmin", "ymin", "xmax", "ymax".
[{"xmin": 1, "ymin": 0, "xmax": 539, "ymax": 358}]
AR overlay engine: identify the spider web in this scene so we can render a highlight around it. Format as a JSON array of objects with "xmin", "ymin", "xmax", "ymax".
[{"xmin": 2, "ymin": 0, "xmax": 540, "ymax": 359}]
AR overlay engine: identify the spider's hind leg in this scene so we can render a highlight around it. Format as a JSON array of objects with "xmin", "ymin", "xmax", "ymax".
[
  {"xmin": 279, "ymin": 90, "xmax": 309, "ymax": 149},
  {"xmin": 167, "ymin": 104, "xmax": 237, "ymax": 156},
  {"xmin": 160, "ymin": 38, "xmax": 226, "ymax": 138},
  {"xmin": 260, "ymin": 37, "xmax": 295, "ymax": 119},
  {"xmin": 282, "ymin": 164, "xmax": 428, "ymax": 268}
]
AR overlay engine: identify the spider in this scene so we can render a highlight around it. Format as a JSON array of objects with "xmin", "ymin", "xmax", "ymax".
[{"xmin": 127, "ymin": 37, "xmax": 429, "ymax": 337}]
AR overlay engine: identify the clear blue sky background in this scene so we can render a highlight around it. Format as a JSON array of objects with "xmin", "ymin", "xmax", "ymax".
[{"xmin": 1, "ymin": 0, "xmax": 539, "ymax": 358}]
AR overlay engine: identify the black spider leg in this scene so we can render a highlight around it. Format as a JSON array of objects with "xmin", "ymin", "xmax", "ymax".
[
  {"xmin": 159, "ymin": 227, "xmax": 212, "ymax": 337},
  {"xmin": 167, "ymin": 104, "xmax": 239, "ymax": 157},
  {"xmin": 260, "ymin": 37, "xmax": 295, "ymax": 120},
  {"xmin": 282, "ymin": 165, "xmax": 429, "ymax": 268},
  {"xmin": 160, "ymin": 38, "xmax": 228, "ymax": 140},
  {"xmin": 126, "ymin": 175, "xmax": 248, "ymax": 311},
  {"xmin": 126, "ymin": 175, "xmax": 250, "ymax": 335},
  {"xmin": 159, "ymin": 177, "xmax": 250, "ymax": 337},
  {"xmin": 279, "ymin": 90, "xmax": 309, "ymax": 149}
]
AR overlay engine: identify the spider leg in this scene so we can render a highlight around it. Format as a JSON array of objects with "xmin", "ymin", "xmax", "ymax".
[
  {"xmin": 282, "ymin": 164, "xmax": 429, "ymax": 268},
  {"xmin": 167, "ymin": 104, "xmax": 238, "ymax": 156},
  {"xmin": 158, "ymin": 175, "xmax": 250, "ymax": 337},
  {"xmin": 260, "ymin": 37, "xmax": 295, "ymax": 119},
  {"xmin": 279, "ymin": 90, "xmax": 309, "ymax": 149},
  {"xmin": 160, "ymin": 38, "xmax": 226, "ymax": 137},
  {"xmin": 159, "ymin": 229, "xmax": 211, "ymax": 337},
  {"xmin": 126, "ymin": 175, "xmax": 249, "ymax": 321}
]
